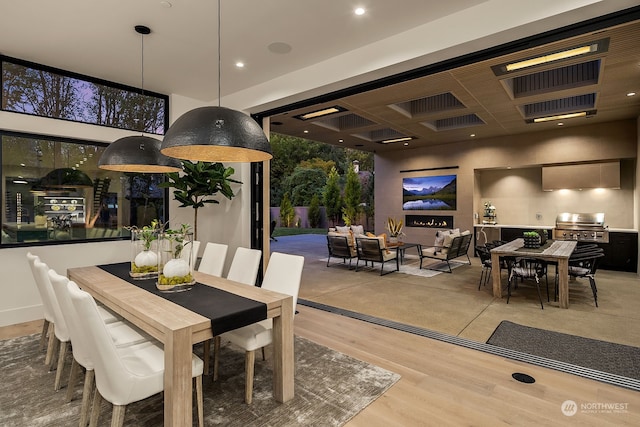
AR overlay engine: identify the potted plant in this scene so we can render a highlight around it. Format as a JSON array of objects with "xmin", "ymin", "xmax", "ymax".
[
  {"xmin": 386, "ymin": 217, "xmax": 405, "ymax": 244},
  {"xmin": 128, "ymin": 219, "xmax": 162, "ymax": 279},
  {"xmin": 34, "ymin": 201, "xmax": 47, "ymax": 227},
  {"xmin": 160, "ymin": 161, "xmax": 241, "ymax": 241},
  {"xmin": 523, "ymin": 231, "xmax": 541, "ymax": 248},
  {"xmin": 157, "ymin": 223, "xmax": 195, "ymax": 292}
]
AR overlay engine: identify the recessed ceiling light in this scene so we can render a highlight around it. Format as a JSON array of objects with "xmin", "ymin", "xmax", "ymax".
[
  {"xmin": 557, "ymin": 122, "xmax": 564, "ymax": 126},
  {"xmin": 380, "ymin": 136, "xmax": 413, "ymax": 144},
  {"xmin": 506, "ymin": 44, "xmax": 597, "ymax": 72},
  {"xmin": 338, "ymin": 139, "xmax": 344, "ymax": 143},
  {"xmin": 303, "ymin": 130, "xmax": 309, "ymax": 134},
  {"xmin": 627, "ymin": 92, "xmax": 637, "ymax": 97},
  {"xmin": 470, "ymin": 134, "xmax": 475, "ymax": 137},
  {"xmin": 20, "ymin": 163, "xmax": 25, "ymax": 167},
  {"xmin": 533, "ymin": 111, "xmax": 588, "ymax": 123},
  {"xmin": 354, "ymin": 7, "xmax": 365, "ymax": 16},
  {"xmin": 294, "ymin": 106, "xmax": 346, "ymax": 120},
  {"xmin": 235, "ymin": 62, "xmax": 244, "ymax": 68},
  {"xmin": 403, "ymin": 142, "xmax": 409, "ymax": 146}
]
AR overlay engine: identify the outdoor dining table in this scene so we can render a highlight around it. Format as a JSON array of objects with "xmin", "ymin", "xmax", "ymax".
[
  {"xmin": 67, "ymin": 262, "xmax": 295, "ymax": 426},
  {"xmin": 490, "ymin": 238, "xmax": 578, "ymax": 309}
]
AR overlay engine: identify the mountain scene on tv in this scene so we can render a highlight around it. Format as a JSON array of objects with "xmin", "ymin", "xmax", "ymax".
[{"xmin": 402, "ymin": 174, "xmax": 457, "ymax": 210}]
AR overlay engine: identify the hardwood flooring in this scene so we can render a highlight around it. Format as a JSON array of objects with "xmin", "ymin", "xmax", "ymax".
[{"xmin": 3, "ymin": 304, "xmax": 640, "ymax": 425}]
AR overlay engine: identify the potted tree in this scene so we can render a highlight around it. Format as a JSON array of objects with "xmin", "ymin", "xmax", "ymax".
[{"xmin": 160, "ymin": 161, "xmax": 241, "ymax": 241}]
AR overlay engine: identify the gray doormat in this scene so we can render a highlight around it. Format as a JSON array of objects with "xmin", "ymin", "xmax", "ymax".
[
  {"xmin": 487, "ymin": 321, "xmax": 640, "ymax": 380},
  {"xmin": 0, "ymin": 334, "xmax": 399, "ymax": 426}
]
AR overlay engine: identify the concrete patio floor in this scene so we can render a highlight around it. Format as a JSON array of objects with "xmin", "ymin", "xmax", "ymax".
[{"xmin": 270, "ymin": 234, "xmax": 640, "ymax": 346}]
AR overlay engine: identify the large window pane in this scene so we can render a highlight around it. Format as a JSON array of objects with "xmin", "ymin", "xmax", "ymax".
[
  {"xmin": 1, "ymin": 132, "xmax": 169, "ymax": 245},
  {"xmin": 1, "ymin": 58, "xmax": 166, "ymax": 134}
]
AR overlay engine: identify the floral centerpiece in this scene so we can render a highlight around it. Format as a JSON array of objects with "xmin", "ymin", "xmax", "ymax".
[
  {"xmin": 128, "ymin": 219, "xmax": 161, "ymax": 279},
  {"xmin": 385, "ymin": 217, "xmax": 405, "ymax": 244},
  {"xmin": 157, "ymin": 223, "xmax": 195, "ymax": 292}
]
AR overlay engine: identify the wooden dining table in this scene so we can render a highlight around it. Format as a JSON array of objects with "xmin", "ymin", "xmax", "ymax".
[
  {"xmin": 67, "ymin": 264, "xmax": 295, "ymax": 426},
  {"xmin": 490, "ymin": 238, "xmax": 578, "ymax": 308}
]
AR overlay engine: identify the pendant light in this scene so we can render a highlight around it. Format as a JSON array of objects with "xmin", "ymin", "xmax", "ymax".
[
  {"xmin": 160, "ymin": 0, "xmax": 272, "ymax": 163},
  {"xmin": 98, "ymin": 25, "xmax": 182, "ymax": 173}
]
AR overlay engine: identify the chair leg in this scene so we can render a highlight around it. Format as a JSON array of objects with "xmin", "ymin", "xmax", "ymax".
[
  {"xmin": 54, "ymin": 341, "xmax": 69, "ymax": 390},
  {"xmin": 40, "ymin": 319, "xmax": 50, "ymax": 350},
  {"xmin": 45, "ymin": 325, "xmax": 56, "ymax": 366},
  {"xmin": 588, "ymin": 276, "xmax": 599, "ymax": 307},
  {"xmin": 261, "ymin": 347, "xmax": 266, "ymax": 361},
  {"xmin": 66, "ymin": 358, "xmax": 81, "ymax": 401},
  {"xmin": 213, "ymin": 336, "xmax": 221, "ymax": 381},
  {"xmin": 245, "ymin": 350, "xmax": 255, "ymax": 404},
  {"xmin": 111, "ymin": 404, "xmax": 127, "ymax": 427},
  {"xmin": 89, "ymin": 387, "xmax": 103, "ymax": 427},
  {"xmin": 195, "ymin": 375, "xmax": 204, "ymax": 427},
  {"xmin": 79, "ymin": 370, "xmax": 95, "ymax": 427},
  {"xmin": 534, "ymin": 276, "xmax": 544, "ymax": 310},
  {"xmin": 203, "ymin": 339, "xmax": 211, "ymax": 375}
]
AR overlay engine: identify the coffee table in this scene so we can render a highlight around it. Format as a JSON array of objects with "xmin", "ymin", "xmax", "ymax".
[{"xmin": 389, "ymin": 242, "xmax": 421, "ymax": 264}]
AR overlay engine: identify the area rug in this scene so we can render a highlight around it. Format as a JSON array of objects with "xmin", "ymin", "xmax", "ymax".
[
  {"xmin": 486, "ymin": 321, "xmax": 640, "ymax": 380},
  {"xmin": 321, "ymin": 255, "xmax": 466, "ymax": 278},
  {"xmin": 0, "ymin": 334, "xmax": 400, "ymax": 426}
]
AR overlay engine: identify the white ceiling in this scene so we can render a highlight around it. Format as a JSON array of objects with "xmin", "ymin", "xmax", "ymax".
[{"xmin": 2, "ymin": 0, "xmax": 638, "ymax": 115}]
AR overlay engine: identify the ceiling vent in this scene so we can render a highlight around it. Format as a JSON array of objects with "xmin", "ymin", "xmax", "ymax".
[
  {"xmin": 421, "ymin": 114, "xmax": 485, "ymax": 131},
  {"xmin": 504, "ymin": 60, "xmax": 601, "ymax": 99},
  {"xmin": 388, "ymin": 92, "xmax": 465, "ymax": 118},
  {"xmin": 352, "ymin": 128, "xmax": 412, "ymax": 144},
  {"xmin": 312, "ymin": 113, "xmax": 376, "ymax": 131},
  {"xmin": 520, "ymin": 93, "xmax": 597, "ymax": 120}
]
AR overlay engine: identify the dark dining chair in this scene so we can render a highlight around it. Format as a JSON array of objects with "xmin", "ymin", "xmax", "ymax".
[{"xmin": 507, "ymin": 258, "xmax": 548, "ymax": 309}]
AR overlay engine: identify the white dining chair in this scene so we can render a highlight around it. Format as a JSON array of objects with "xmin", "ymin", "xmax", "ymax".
[
  {"xmin": 67, "ymin": 280, "xmax": 205, "ymax": 427},
  {"xmin": 226, "ymin": 247, "xmax": 262, "ymax": 286},
  {"xmin": 26, "ymin": 252, "xmax": 57, "ymax": 357},
  {"xmin": 198, "ymin": 242, "xmax": 228, "ymax": 277},
  {"xmin": 205, "ymin": 247, "xmax": 262, "ymax": 376},
  {"xmin": 215, "ymin": 252, "xmax": 304, "ymax": 403},
  {"xmin": 48, "ymin": 270, "xmax": 153, "ymax": 427}
]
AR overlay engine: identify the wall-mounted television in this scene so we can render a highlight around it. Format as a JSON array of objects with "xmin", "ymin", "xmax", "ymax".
[{"xmin": 402, "ymin": 174, "xmax": 457, "ymax": 210}]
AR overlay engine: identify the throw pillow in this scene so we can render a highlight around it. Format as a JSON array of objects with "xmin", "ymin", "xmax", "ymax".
[
  {"xmin": 434, "ymin": 230, "xmax": 449, "ymax": 247},
  {"xmin": 351, "ymin": 225, "xmax": 365, "ymax": 235},
  {"xmin": 443, "ymin": 230, "xmax": 460, "ymax": 248},
  {"xmin": 377, "ymin": 233, "xmax": 390, "ymax": 253},
  {"xmin": 366, "ymin": 232, "xmax": 376, "ymax": 238},
  {"xmin": 336, "ymin": 225, "xmax": 350, "ymax": 233}
]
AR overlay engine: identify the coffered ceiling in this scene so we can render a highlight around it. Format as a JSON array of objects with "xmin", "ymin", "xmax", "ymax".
[{"xmin": 265, "ymin": 17, "xmax": 640, "ymax": 153}]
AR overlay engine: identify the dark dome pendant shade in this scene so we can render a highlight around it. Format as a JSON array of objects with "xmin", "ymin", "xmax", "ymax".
[
  {"xmin": 99, "ymin": 135, "xmax": 182, "ymax": 172},
  {"xmin": 38, "ymin": 168, "xmax": 94, "ymax": 188},
  {"xmin": 160, "ymin": 106, "xmax": 272, "ymax": 163},
  {"xmin": 98, "ymin": 25, "xmax": 182, "ymax": 173},
  {"xmin": 160, "ymin": 0, "xmax": 272, "ymax": 163}
]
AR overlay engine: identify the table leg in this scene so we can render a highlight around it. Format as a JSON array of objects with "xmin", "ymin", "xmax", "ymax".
[
  {"xmin": 271, "ymin": 296, "xmax": 294, "ymax": 402},
  {"xmin": 164, "ymin": 327, "xmax": 193, "ymax": 426},
  {"xmin": 557, "ymin": 258, "xmax": 570, "ymax": 309},
  {"xmin": 491, "ymin": 252, "xmax": 502, "ymax": 298}
]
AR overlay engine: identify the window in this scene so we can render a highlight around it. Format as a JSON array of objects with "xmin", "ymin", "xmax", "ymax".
[
  {"xmin": 1, "ymin": 56, "xmax": 167, "ymax": 134},
  {"xmin": 1, "ymin": 132, "xmax": 170, "ymax": 246},
  {"xmin": 1, "ymin": 56, "xmax": 171, "ymax": 246}
]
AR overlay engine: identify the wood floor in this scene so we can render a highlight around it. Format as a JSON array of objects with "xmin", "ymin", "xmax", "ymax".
[{"xmin": 2, "ymin": 307, "xmax": 639, "ymax": 425}]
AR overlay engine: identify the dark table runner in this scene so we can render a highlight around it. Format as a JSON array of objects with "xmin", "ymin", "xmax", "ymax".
[{"xmin": 98, "ymin": 262, "xmax": 267, "ymax": 335}]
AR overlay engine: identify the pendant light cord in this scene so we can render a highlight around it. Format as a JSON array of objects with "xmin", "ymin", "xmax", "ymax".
[{"xmin": 217, "ymin": 0, "xmax": 221, "ymax": 108}]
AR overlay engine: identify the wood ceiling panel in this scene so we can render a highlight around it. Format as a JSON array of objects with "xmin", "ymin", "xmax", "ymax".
[{"xmin": 269, "ymin": 19, "xmax": 640, "ymax": 152}]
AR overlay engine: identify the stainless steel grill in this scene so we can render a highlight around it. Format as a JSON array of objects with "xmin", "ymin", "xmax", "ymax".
[{"xmin": 552, "ymin": 212, "xmax": 609, "ymax": 243}]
